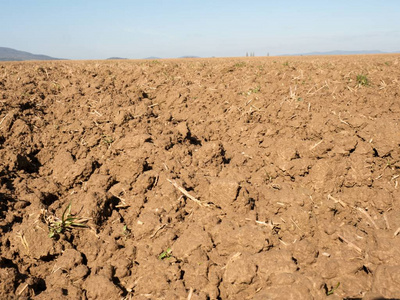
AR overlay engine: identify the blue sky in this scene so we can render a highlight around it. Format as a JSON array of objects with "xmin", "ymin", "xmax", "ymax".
[{"xmin": 1, "ymin": 0, "xmax": 399, "ymax": 59}]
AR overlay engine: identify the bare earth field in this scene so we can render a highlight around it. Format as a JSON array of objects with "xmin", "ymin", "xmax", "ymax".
[{"xmin": 0, "ymin": 55, "xmax": 400, "ymax": 299}]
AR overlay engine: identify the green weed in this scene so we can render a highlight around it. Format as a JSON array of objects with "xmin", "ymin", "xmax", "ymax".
[
  {"xmin": 46, "ymin": 203, "xmax": 89, "ymax": 238},
  {"xmin": 356, "ymin": 74, "xmax": 369, "ymax": 86},
  {"xmin": 102, "ymin": 135, "xmax": 113, "ymax": 145},
  {"xmin": 159, "ymin": 248, "xmax": 172, "ymax": 260},
  {"xmin": 325, "ymin": 282, "xmax": 340, "ymax": 296},
  {"xmin": 122, "ymin": 225, "xmax": 131, "ymax": 236},
  {"xmin": 234, "ymin": 62, "xmax": 246, "ymax": 68},
  {"xmin": 245, "ymin": 86, "xmax": 261, "ymax": 95}
]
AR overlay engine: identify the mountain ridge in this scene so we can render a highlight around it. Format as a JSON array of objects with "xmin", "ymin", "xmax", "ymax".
[
  {"xmin": 0, "ymin": 47, "xmax": 64, "ymax": 61},
  {"xmin": 1, "ymin": 46, "xmax": 399, "ymax": 61}
]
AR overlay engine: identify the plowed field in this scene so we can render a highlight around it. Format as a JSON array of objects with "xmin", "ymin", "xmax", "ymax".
[{"xmin": 1, "ymin": 55, "xmax": 400, "ymax": 299}]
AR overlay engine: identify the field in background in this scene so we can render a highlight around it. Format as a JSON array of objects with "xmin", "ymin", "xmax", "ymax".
[{"xmin": 1, "ymin": 55, "xmax": 400, "ymax": 299}]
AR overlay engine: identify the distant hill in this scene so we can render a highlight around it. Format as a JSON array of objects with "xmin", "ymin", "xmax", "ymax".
[
  {"xmin": 144, "ymin": 56, "xmax": 162, "ymax": 60},
  {"xmin": 0, "ymin": 47, "xmax": 63, "ymax": 61},
  {"xmin": 106, "ymin": 57, "xmax": 128, "ymax": 60},
  {"xmin": 143, "ymin": 56, "xmax": 200, "ymax": 59},
  {"xmin": 179, "ymin": 56, "xmax": 200, "ymax": 58},
  {"xmin": 280, "ymin": 50, "xmax": 386, "ymax": 56}
]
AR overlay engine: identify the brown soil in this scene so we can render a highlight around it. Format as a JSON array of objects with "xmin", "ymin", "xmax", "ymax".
[{"xmin": 1, "ymin": 55, "xmax": 400, "ymax": 299}]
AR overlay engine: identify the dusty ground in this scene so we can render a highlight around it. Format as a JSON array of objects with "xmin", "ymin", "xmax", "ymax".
[{"xmin": 0, "ymin": 54, "xmax": 400, "ymax": 299}]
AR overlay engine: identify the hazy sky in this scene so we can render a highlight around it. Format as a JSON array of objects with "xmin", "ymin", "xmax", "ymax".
[{"xmin": 1, "ymin": 0, "xmax": 399, "ymax": 59}]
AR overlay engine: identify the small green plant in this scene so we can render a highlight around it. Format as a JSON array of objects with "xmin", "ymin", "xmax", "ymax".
[
  {"xmin": 159, "ymin": 248, "xmax": 172, "ymax": 260},
  {"xmin": 325, "ymin": 282, "xmax": 340, "ymax": 296},
  {"xmin": 122, "ymin": 225, "xmax": 131, "ymax": 236},
  {"xmin": 234, "ymin": 62, "xmax": 246, "ymax": 68},
  {"xmin": 51, "ymin": 82, "xmax": 61, "ymax": 92},
  {"xmin": 385, "ymin": 61, "xmax": 390, "ymax": 66},
  {"xmin": 385, "ymin": 159, "xmax": 397, "ymax": 170},
  {"xmin": 356, "ymin": 74, "xmax": 369, "ymax": 86},
  {"xmin": 386, "ymin": 159, "xmax": 392, "ymax": 168},
  {"xmin": 46, "ymin": 203, "xmax": 88, "ymax": 238},
  {"xmin": 250, "ymin": 86, "xmax": 261, "ymax": 94},
  {"xmin": 102, "ymin": 135, "xmax": 113, "ymax": 145},
  {"xmin": 283, "ymin": 61, "xmax": 289, "ymax": 67},
  {"xmin": 244, "ymin": 86, "xmax": 261, "ymax": 95},
  {"xmin": 264, "ymin": 171, "xmax": 273, "ymax": 183}
]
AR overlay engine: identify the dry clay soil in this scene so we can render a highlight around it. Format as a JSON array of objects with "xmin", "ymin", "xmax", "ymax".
[{"xmin": 1, "ymin": 55, "xmax": 400, "ymax": 299}]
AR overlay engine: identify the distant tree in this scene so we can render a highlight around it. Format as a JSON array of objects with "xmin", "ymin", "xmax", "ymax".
[{"xmin": 246, "ymin": 52, "xmax": 248, "ymax": 57}]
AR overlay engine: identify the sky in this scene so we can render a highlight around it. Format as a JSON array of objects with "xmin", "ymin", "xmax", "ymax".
[{"xmin": 1, "ymin": 0, "xmax": 399, "ymax": 59}]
